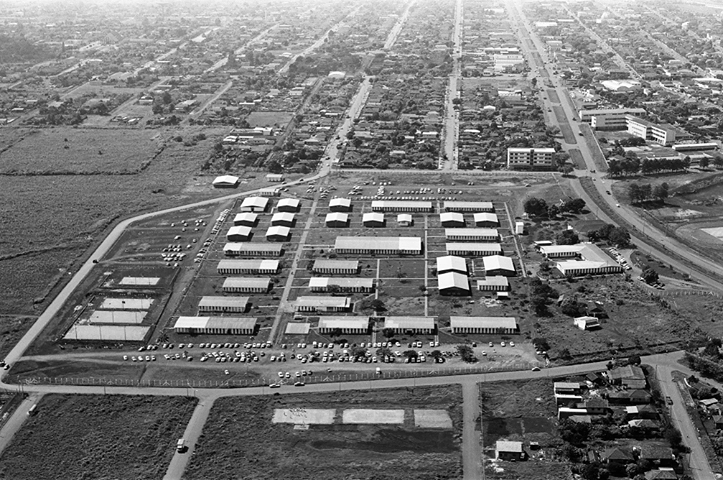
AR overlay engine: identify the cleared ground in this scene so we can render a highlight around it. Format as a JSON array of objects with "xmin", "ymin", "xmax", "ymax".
[
  {"xmin": 0, "ymin": 394, "xmax": 197, "ymax": 480},
  {"xmin": 183, "ymin": 386, "xmax": 463, "ymax": 480}
]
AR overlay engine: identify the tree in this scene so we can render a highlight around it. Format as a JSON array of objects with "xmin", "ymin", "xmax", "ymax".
[
  {"xmin": 524, "ymin": 197, "xmax": 548, "ymax": 216},
  {"xmin": 562, "ymin": 198, "xmax": 586, "ymax": 214},
  {"xmin": 556, "ymin": 229, "xmax": 580, "ymax": 245},
  {"xmin": 700, "ymin": 157, "xmax": 710, "ymax": 169},
  {"xmin": 369, "ymin": 299, "xmax": 386, "ymax": 311},
  {"xmin": 457, "ymin": 345, "xmax": 476, "ymax": 362},
  {"xmin": 547, "ymin": 204, "xmax": 561, "ymax": 219},
  {"xmin": 628, "ymin": 354, "xmax": 641, "ymax": 365},
  {"xmin": 608, "ymin": 227, "xmax": 631, "ymax": 248},
  {"xmin": 652, "ymin": 182, "xmax": 669, "ymax": 202},
  {"xmin": 266, "ymin": 159, "xmax": 283, "ymax": 174},
  {"xmin": 403, "ymin": 349, "xmax": 418, "ymax": 360},
  {"xmin": 560, "ymin": 296, "xmax": 586, "ymax": 316},
  {"xmin": 161, "ymin": 91, "xmax": 172, "ymax": 104},
  {"xmin": 641, "ymin": 267, "xmax": 659, "ymax": 284}
]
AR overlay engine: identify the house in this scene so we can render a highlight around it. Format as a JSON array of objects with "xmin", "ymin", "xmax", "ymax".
[
  {"xmin": 712, "ymin": 415, "xmax": 723, "ymax": 429},
  {"xmin": 495, "ymin": 441, "xmax": 525, "ymax": 461},
  {"xmin": 608, "ymin": 390, "xmax": 652, "ymax": 405},
  {"xmin": 575, "ymin": 397, "xmax": 611, "ymax": 415},
  {"xmin": 601, "ymin": 447, "xmax": 634, "ymax": 465},
  {"xmin": 627, "ymin": 419, "xmax": 660, "ymax": 431},
  {"xmin": 644, "ymin": 470, "xmax": 678, "ymax": 480},
  {"xmin": 625, "ymin": 405, "xmax": 659, "ymax": 420},
  {"xmin": 638, "ymin": 445, "xmax": 675, "ymax": 467},
  {"xmin": 574, "ymin": 316, "xmax": 601, "ymax": 330},
  {"xmin": 554, "ymin": 382, "xmax": 582, "ymax": 395},
  {"xmin": 609, "ymin": 365, "xmax": 647, "ymax": 388}
]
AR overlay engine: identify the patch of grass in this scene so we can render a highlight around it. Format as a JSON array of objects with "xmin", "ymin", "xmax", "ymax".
[
  {"xmin": 184, "ymin": 386, "xmax": 463, "ymax": 480},
  {"xmin": 0, "ymin": 394, "xmax": 197, "ymax": 480}
]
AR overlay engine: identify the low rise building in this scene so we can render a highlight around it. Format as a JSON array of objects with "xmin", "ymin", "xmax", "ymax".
[
  {"xmin": 239, "ymin": 196, "xmax": 269, "ymax": 212},
  {"xmin": 371, "ymin": 200, "xmax": 433, "ymax": 212},
  {"xmin": 482, "ymin": 255, "xmax": 516, "ymax": 276},
  {"xmin": 334, "ymin": 236, "xmax": 422, "ymax": 255},
  {"xmin": 507, "ymin": 148, "xmax": 555, "ymax": 170},
  {"xmin": 198, "ymin": 296, "xmax": 249, "ymax": 313},
  {"xmin": 383, "ymin": 316, "xmax": 435, "ymax": 334},
  {"xmin": 476, "ymin": 276, "xmax": 510, "ymax": 291},
  {"xmin": 444, "ymin": 201, "xmax": 494, "ymax": 212},
  {"xmin": 173, "ymin": 316, "xmax": 256, "ymax": 334},
  {"xmin": 325, "ymin": 212, "xmax": 349, "ymax": 227},
  {"xmin": 217, "ymin": 259, "xmax": 280, "ymax": 274},
  {"xmin": 446, "ymin": 243, "xmax": 502, "ymax": 256},
  {"xmin": 223, "ymin": 243, "xmax": 283, "ymax": 257},
  {"xmin": 227, "ymin": 226, "xmax": 252, "ymax": 242},
  {"xmin": 445, "ymin": 228, "xmax": 498, "ymax": 241},
  {"xmin": 295, "ymin": 296, "xmax": 351, "ymax": 313},
  {"xmin": 438, "ymin": 272, "xmax": 470, "ymax": 295},
  {"xmin": 222, "ymin": 277, "xmax": 272, "ymax": 293},
  {"xmin": 450, "ymin": 316, "xmax": 518, "ymax": 334},
  {"xmin": 312, "ymin": 259, "xmax": 359, "ymax": 274},
  {"xmin": 309, "ymin": 277, "xmax": 374, "ymax": 293},
  {"xmin": 318, "ymin": 316, "xmax": 370, "ymax": 334}
]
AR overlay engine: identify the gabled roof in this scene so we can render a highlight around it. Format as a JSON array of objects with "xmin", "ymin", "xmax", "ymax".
[{"xmin": 602, "ymin": 447, "xmax": 634, "ymax": 462}]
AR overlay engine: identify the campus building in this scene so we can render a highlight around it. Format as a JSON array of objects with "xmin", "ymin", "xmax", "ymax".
[
  {"xmin": 222, "ymin": 277, "xmax": 272, "ymax": 293},
  {"xmin": 271, "ymin": 212, "xmax": 295, "ymax": 227},
  {"xmin": 334, "ymin": 236, "xmax": 422, "ymax": 255},
  {"xmin": 371, "ymin": 200, "xmax": 433, "ymax": 212},
  {"xmin": 223, "ymin": 243, "xmax": 283, "ymax": 257},
  {"xmin": 173, "ymin": 316, "xmax": 257, "ymax": 335},
  {"xmin": 440, "ymin": 212, "xmax": 465, "ymax": 227},
  {"xmin": 450, "ymin": 316, "xmax": 518, "ymax": 334},
  {"xmin": 217, "ymin": 259, "xmax": 280, "ymax": 275},
  {"xmin": 382, "ymin": 316, "xmax": 436, "ymax": 334},
  {"xmin": 317, "ymin": 316, "xmax": 370, "ymax": 334},
  {"xmin": 198, "ymin": 296, "xmax": 249, "ymax": 313},
  {"xmin": 233, "ymin": 213, "xmax": 258, "ymax": 227},
  {"xmin": 438, "ymin": 272, "xmax": 470, "ymax": 295},
  {"xmin": 444, "ymin": 201, "xmax": 494, "ymax": 212},
  {"xmin": 325, "ymin": 212, "xmax": 349, "ymax": 227},
  {"xmin": 539, "ymin": 243, "xmax": 623, "ymax": 276},
  {"xmin": 446, "ymin": 243, "xmax": 502, "ymax": 256},
  {"xmin": 362, "ymin": 212, "xmax": 385, "ymax": 227},
  {"xmin": 312, "ymin": 259, "xmax": 360, "ymax": 274},
  {"xmin": 295, "ymin": 296, "xmax": 352, "ymax": 313},
  {"xmin": 239, "ymin": 196, "xmax": 269, "ymax": 212},
  {"xmin": 507, "ymin": 148, "xmax": 555, "ymax": 170},
  {"xmin": 309, "ymin": 277, "xmax": 375, "ymax": 293},
  {"xmin": 329, "ymin": 198, "xmax": 352, "ymax": 212},
  {"xmin": 477, "ymin": 276, "xmax": 510, "ymax": 292},
  {"xmin": 445, "ymin": 228, "xmax": 498, "ymax": 242},
  {"xmin": 626, "ymin": 116, "xmax": 691, "ymax": 146},
  {"xmin": 227, "ymin": 226, "xmax": 252, "ymax": 242},
  {"xmin": 474, "ymin": 213, "xmax": 499, "ymax": 227},
  {"xmin": 578, "ymin": 108, "xmax": 646, "ymax": 130},
  {"xmin": 482, "ymin": 255, "xmax": 516, "ymax": 276},
  {"xmin": 397, "ymin": 214, "xmax": 413, "ymax": 226},
  {"xmin": 277, "ymin": 198, "xmax": 300, "ymax": 212},
  {"xmin": 266, "ymin": 226, "xmax": 290, "ymax": 242},
  {"xmin": 436, "ymin": 255, "xmax": 468, "ymax": 274}
]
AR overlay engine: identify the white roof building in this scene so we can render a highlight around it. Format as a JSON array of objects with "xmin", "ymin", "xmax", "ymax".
[
  {"xmin": 483, "ymin": 255, "xmax": 515, "ymax": 275},
  {"xmin": 271, "ymin": 212, "xmax": 295, "ymax": 226},
  {"xmin": 329, "ymin": 198, "xmax": 352, "ymax": 211},
  {"xmin": 383, "ymin": 316, "xmax": 436, "ymax": 332},
  {"xmin": 450, "ymin": 316, "xmax": 518, "ymax": 334},
  {"xmin": 233, "ymin": 213, "xmax": 258, "ymax": 226},
  {"xmin": 371, "ymin": 200, "xmax": 433, "ymax": 212},
  {"xmin": 266, "ymin": 225, "xmax": 290, "ymax": 240},
  {"xmin": 473, "ymin": 212, "xmax": 499, "ymax": 225},
  {"xmin": 438, "ymin": 272, "xmax": 470, "ymax": 294},
  {"xmin": 436, "ymin": 255, "xmax": 468, "ymax": 274},
  {"xmin": 325, "ymin": 212, "xmax": 349, "ymax": 226},
  {"xmin": 362, "ymin": 212, "xmax": 385, "ymax": 225},
  {"xmin": 440, "ymin": 212, "xmax": 465, "ymax": 226},
  {"xmin": 334, "ymin": 236, "xmax": 422, "ymax": 255},
  {"xmin": 277, "ymin": 198, "xmax": 300, "ymax": 212},
  {"xmin": 239, "ymin": 196, "xmax": 269, "ymax": 212},
  {"xmin": 444, "ymin": 201, "xmax": 494, "ymax": 212},
  {"xmin": 227, "ymin": 225, "xmax": 252, "ymax": 241},
  {"xmin": 212, "ymin": 175, "xmax": 240, "ymax": 187}
]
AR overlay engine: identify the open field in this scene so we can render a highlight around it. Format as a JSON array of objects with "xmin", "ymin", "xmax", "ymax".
[
  {"xmin": 0, "ymin": 128, "xmax": 163, "ymax": 174},
  {"xmin": 184, "ymin": 386, "xmax": 463, "ymax": 480},
  {"xmin": 246, "ymin": 111, "xmax": 295, "ymax": 128},
  {"xmin": 0, "ymin": 394, "xmax": 197, "ymax": 480},
  {"xmin": 0, "ymin": 125, "xmax": 271, "ymax": 318},
  {"xmin": 480, "ymin": 378, "xmax": 565, "ymax": 479}
]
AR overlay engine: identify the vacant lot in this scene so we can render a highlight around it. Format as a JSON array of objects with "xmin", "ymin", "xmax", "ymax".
[
  {"xmin": 0, "ymin": 128, "xmax": 163, "ymax": 174},
  {"xmin": 0, "ymin": 394, "xmax": 196, "ymax": 480},
  {"xmin": 0, "ymin": 125, "xmax": 238, "ymax": 316},
  {"xmin": 480, "ymin": 378, "xmax": 567, "ymax": 479},
  {"xmin": 246, "ymin": 111, "xmax": 295, "ymax": 128},
  {"xmin": 184, "ymin": 386, "xmax": 463, "ymax": 480}
]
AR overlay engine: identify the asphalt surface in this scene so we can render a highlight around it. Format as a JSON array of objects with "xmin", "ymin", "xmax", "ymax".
[
  {"xmin": 462, "ymin": 382, "xmax": 482, "ymax": 480},
  {"xmin": 163, "ymin": 397, "xmax": 215, "ymax": 480}
]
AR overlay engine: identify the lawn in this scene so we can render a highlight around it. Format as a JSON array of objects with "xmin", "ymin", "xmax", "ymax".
[
  {"xmin": 0, "ymin": 394, "xmax": 197, "ymax": 480},
  {"xmin": 184, "ymin": 386, "xmax": 463, "ymax": 480},
  {"xmin": 0, "ymin": 125, "xmax": 251, "ymax": 317}
]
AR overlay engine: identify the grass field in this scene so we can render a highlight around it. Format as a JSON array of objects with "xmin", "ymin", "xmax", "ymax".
[
  {"xmin": 0, "ymin": 125, "xmax": 259, "ymax": 317},
  {"xmin": 0, "ymin": 394, "xmax": 197, "ymax": 480},
  {"xmin": 184, "ymin": 386, "xmax": 463, "ymax": 480},
  {"xmin": 0, "ymin": 128, "xmax": 163, "ymax": 174}
]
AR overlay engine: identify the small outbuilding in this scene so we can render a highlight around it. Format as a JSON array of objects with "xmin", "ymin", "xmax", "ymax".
[
  {"xmin": 574, "ymin": 316, "xmax": 601, "ymax": 330},
  {"xmin": 213, "ymin": 175, "xmax": 240, "ymax": 188},
  {"xmin": 397, "ymin": 214, "xmax": 413, "ymax": 227},
  {"xmin": 496, "ymin": 441, "xmax": 525, "ymax": 461}
]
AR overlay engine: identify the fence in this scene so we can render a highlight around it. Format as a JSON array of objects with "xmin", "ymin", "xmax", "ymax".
[{"xmin": 6, "ymin": 361, "xmax": 536, "ymax": 390}]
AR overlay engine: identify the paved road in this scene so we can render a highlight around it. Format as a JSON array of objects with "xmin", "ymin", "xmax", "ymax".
[
  {"xmin": 384, "ymin": 0, "xmax": 417, "ymax": 50},
  {"xmin": 440, "ymin": 0, "xmax": 463, "ymax": 171},
  {"xmin": 509, "ymin": 0, "xmax": 723, "ymax": 293},
  {"xmin": 163, "ymin": 397, "xmax": 215, "ymax": 480},
  {"xmin": 0, "ymin": 394, "xmax": 41, "ymax": 457},
  {"xmin": 656, "ymin": 363, "xmax": 716, "ymax": 480},
  {"xmin": 462, "ymin": 382, "xmax": 482, "ymax": 480}
]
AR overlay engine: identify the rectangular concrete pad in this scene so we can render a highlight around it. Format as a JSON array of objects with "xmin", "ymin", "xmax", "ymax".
[
  {"xmin": 89, "ymin": 310, "xmax": 146, "ymax": 324},
  {"xmin": 342, "ymin": 409, "xmax": 404, "ymax": 424},
  {"xmin": 63, "ymin": 325, "xmax": 150, "ymax": 341},
  {"xmin": 272, "ymin": 409, "xmax": 335, "ymax": 424},
  {"xmin": 414, "ymin": 409, "xmax": 453, "ymax": 428},
  {"xmin": 284, "ymin": 323, "xmax": 311, "ymax": 334},
  {"xmin": 119, "ymin": 277, "xmax": 160, "ymax": 286},
  {"xmin": 99, "ymin": 298, "xmax": 153, "ymax": 310}
]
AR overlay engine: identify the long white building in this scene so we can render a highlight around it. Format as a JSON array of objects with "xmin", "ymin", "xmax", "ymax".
[{"xmin": 334, "ymin": 236, "xmax": 422, "ymax": 255}]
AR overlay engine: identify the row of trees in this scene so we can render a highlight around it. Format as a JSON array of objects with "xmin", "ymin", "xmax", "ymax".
[
  {"xmin": 587, "ymin": 224, "xmax": 632, "ymax": 248},
  {"xmin": 628, "ymin": 182, "xmax": 669, "ymax": 204},
  {"xmin": 608, "ymin": 156, "xmax": 691, "ymax": 177},
  {"xmin": 523, "ymin": 197, "xmax": 586, "ymax": 217}
]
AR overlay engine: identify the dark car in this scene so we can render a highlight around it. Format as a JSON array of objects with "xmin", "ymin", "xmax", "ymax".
[{"xmin": 666, "ymin": 396, "xmax": 673, "ymax": 405}]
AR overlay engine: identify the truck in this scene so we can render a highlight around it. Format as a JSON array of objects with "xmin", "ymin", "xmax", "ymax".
[{"xmin": 176, "ymin": 438, "xmax": 186, "ymax": 453}]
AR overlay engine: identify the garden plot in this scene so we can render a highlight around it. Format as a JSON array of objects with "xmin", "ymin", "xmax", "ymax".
[
  {"xmin": 342, "ymin": 409, "xmax": 405, "ymax": 424},
  {"xmin": 273, "ymin": 409, "xmax": 335, "ymax": 425},
  {"xmin": 414, "ymin": 410, "xmax": 453, "ymax": 429}
]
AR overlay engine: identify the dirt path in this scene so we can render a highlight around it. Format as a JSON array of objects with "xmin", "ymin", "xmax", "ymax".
[{"xmin": 462, "ymin": 382, "xmax": 482, "ymax": 480}]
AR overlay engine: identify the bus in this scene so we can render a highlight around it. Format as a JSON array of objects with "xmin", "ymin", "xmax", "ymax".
[{"xmin": 27, "ymin": 404, "xmax": 38, "ymax": 416}]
